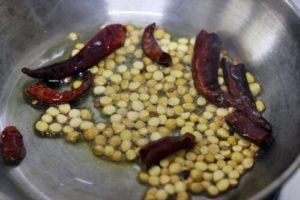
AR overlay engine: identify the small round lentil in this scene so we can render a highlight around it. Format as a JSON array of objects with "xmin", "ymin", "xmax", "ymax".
[
  {"xmin": 155, "ymin": 189, "xmax": 168, "ymax": 200},
  {"xmin": 41, "ymin": 114, "xmax": 53, "ymax": 123},
  {"xmin": 49, "ymin": 123, "xmax": 62, "ymax": 133},
  {"xmin": 216, "ymin": 179, "xmax": 230, "ymax": 191}
]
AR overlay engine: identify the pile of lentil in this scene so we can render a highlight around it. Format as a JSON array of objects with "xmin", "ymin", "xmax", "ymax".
[{"xmin": 34, "ymin": 24, "xmax": 267, "ymax": 200}]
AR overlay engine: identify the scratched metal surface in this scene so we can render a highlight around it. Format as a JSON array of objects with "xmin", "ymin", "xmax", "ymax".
[{"xmin": 0, "ymin": 0, "xmax": 300, "ymax": 200}]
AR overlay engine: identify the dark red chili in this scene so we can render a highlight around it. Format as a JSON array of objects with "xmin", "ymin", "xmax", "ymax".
[
  {"xmin": 1, "ymin": 126, "xmax": 26, "ymax": 165},
  {"xmin": 142, "ymin": 23, "xmax": 172, "ymax": 67},
  {"xmin": 191, "ymin": 30, "xmax": 232, "ymax": 107},
  {"xmin": 140, "ymin": 133, "xmax": 196, "ymax": 169},
  {"xmin": 221, "ymin": 59, "xmax": 254, "ymax": 101},
  {"xmin": 22, "ymin": 24, "xmax": 127, "ymax": 80},
  {"xmin": 221, "ymin": 58, "xmax": 272, "ymax": 131},
  {"xmin": 225, "ymin": 111, "xmax": 273, "ymax": 149},
  {"xmin": 25, "ymin": 71, "xmax": 92, "ymax": 105},
  {"xmin": 191, "ymin": 30, "xmax": 273, "ymax": 147}
]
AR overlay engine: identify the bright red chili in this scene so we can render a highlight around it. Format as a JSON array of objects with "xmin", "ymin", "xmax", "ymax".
[
  {"xmin": 22, "ymin": 24, "xmax": 127, "ymax": 80},
  {"xmin": 25, "ymin": 71, "xmax": 92, "ymax": 105}
]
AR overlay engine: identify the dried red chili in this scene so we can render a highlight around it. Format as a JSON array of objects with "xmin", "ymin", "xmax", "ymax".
[
  {"xmin": 225, "ymin": 111, "xmax": 273, "ymax": 148},
  {"xmin": 142, "ymin": 23, "xmax": 172, "ymax": 67},
  {"xmin": 191, "ymin": 30, "xmax": 273, "ymax": 147},
  {"xmin": 22, "ymin": 24, "xmax": 127, "ymax": 80},
  {"xmin": 25, "ymin": 71, "xmax": 92, "ymax": 105},
  {"xmin": 221, "ymin": 59, "xmax": 254, "ymax": 101},
  {"xmin": 191, "ymin": 30, "xmax": 232, "ymax": 107},
  {"xmin": 1, "ymin": 126, "xmax": 26, "ymax": 165},
  {"xmin": 221, "ymin": 58, "xmax": 272, "ymax": 131},
  {"xmin": 139, "ymin": 133, "xmax": 196, "ymax": 169}
]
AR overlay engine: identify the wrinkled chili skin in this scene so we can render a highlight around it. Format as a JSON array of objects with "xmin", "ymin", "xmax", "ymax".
[
  {"xmin": 191, "ymin": 30, "xmax": 273, "ymax": 147},
  {"xmin": 22, "ymin": 24, "xmax": 127, "ymax": 80},
  {"xmin": 191, "ymin": 30, "xmax": 231, "ymax": 107},
  {"xmin": 1, "ymin": 126, "xmax": 26, "ymax": 165},
  {"xmin": 226, "ymin": 111, "xmax": 273, "ymax": 149},
  {"xmin": 221, "ymin": 59, "xmax": 253, "ymax": 100},
  {"xmin": 25, "ymin": 71, "xmax": 93, "ymax": 105},
  {"xmin": 142, "ymin": 23, "xmax": 172, "ymax": 67},
  {"xmin": 140, "ymin": 133, "xmax": 196, "ymax": 169},
  {"xmin": 221, "ymin": 58, "xmax": 272, "ymax": 131}
]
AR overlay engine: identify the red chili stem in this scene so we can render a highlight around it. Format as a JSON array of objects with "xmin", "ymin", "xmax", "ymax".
[
  {"xmin": 142, "ymin": 23, "xmax": 172, "ymax": 67},
  {"xmin": 1, "ymin": 126, "xmax": 26, "ymax": 165},
  {"xmin": 140, "ymin": 133, "xmax": 196, "ymax": 169},
  {"xmin": 25, "ymin": 71, "xmax": 93, "ymax": 105},
  {"xmin": 22, "ymin": 24, "xmax": 127, "ymax": 80}
]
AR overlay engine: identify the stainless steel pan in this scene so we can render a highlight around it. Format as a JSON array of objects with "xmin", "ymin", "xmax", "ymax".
[{"xmin": 1, "ymin": 0, "xmax": 300, "ymax": 199}]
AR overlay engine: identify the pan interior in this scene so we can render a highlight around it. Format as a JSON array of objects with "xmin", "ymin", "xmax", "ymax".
[{"xmin": 0, "ymin": 0, "xmax": 300, "ymax": 200}]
